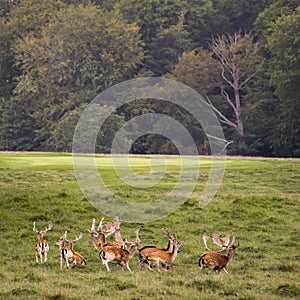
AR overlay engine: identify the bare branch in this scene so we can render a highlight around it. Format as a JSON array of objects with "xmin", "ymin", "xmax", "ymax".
[
  {"xmin": 206, "ymin": 95, "xmax": 237, "ymax": 128},
  {"xmin": 220, "ymin": 87, "xmax": 238, "ymax": 115},
  {"xmin": 206, "ymin": 134, "xmax": 234, "ymax": 154}
]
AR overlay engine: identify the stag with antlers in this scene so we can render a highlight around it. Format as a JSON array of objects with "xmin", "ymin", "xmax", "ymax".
[
  {"xmin": 138, "ymin": 228, "xmax": 175, "ymax": 270},
  {"xmin": 88, "ymin": 217, "xmax": 140, "ymax": 271},
  {"xmin": 55, "ymin": 231, "xmax": 86, "ymax": 270},
  {"xmin": 88, "ymin": 217, "xmax": 125, "ymax": 251},
  {"xmin": 144, "ymin": 236, "xmax": 182, "ymax": 272},
  {"xmin": 99, "ymin": 230, "xmax": 140, "ymax": 272},
  {"xmin": 199, "ymin": 231, "xmax": 239, "ymax": 275},
  {"xmin": 33, "ymin": 221, "xmax": 53, "ymax": 263}
]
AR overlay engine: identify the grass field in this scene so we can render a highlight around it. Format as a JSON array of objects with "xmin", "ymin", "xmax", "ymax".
[{"xmin": 0, "ymin": 152, "xmax": 299, "ymax": 300}]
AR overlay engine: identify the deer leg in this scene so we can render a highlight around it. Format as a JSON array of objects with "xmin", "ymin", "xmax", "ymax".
[
  {"xmin": 125, "ymin": 262, "xmax": 132, "ymax": 272},
  {"xmin": 138, "ymin": 260, "xmax": 144, "ymax": 270},
  {"xmin": 60, "ymin": 257, "xmax": 63, "ymax": 270},
  {"xmin": 222, "ymin": 268, "xmax": 230, "ymax": 275},
  {"xmin": 65, "ymin": 257, "xmax": 70, "ymax": 268},
  {"xmin": 155, "ymin": 260, "xmax": 161, "ymax": 272},
  {"xmin": 138, "ymin": 256, "xmax": 145, "ymax": 270},
  {"xmin": 145, "ymin": 261, "xmax": 154, "ymax": 271},
  {"xmin": 104, "ymin": 261, "xmax": 110, "ymax": 272}
]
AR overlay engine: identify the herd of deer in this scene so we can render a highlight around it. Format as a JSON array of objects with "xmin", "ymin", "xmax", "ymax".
[{"xmin": 33, "ymin": 217, "xmax": 239, "ymax": 274}]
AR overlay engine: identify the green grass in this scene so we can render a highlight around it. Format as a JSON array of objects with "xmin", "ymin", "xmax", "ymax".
[{"xmin": 0, "ymin": 152, "xmax": 299, "ymax": 299}]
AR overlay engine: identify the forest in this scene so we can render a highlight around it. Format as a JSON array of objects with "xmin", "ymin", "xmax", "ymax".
[{"xmin": 0, "ymin": 0, "xmax": 299, "ymax": 157}]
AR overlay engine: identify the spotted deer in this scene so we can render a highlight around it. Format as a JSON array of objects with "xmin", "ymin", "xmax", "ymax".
[
  {"xmin": 33, "ymin": 221, "xmax": 53, "ymax": 263},
  {"xmin": 55, "ymin": 232, "xmax": 86, "ymax": 270},
  {"xmin": 138, "ymin": 228, "xmax": 174, "ymax": 270},
  {"xmin": 88, "ymin": 218, "xmax": 124, "ymax": 251},
  {"xmin": 144, "ymin": 237, "xmax": 182, "ymax": 272},
  {"xmin": 199, "ymin": 232, "xmax": 239, "ymax": 275},
  {"xmin": 99, "ymin": 230, "xmax": 140, "ymax": 272}
]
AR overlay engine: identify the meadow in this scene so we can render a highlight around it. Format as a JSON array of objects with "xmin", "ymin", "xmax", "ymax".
[{"xmin": 0, "ymin": 152, "xmax": 299, "ymax": 300}]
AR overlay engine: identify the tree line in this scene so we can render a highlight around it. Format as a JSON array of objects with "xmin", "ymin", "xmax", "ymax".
[{"xmin": 0, "ymin": 0, "xmax": 299, "ymax": 157}]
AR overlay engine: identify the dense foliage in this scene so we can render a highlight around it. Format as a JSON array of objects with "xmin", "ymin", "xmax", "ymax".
[{"xmin": 0, "ymin": 0, "xmax": 299, "ymax": 156}]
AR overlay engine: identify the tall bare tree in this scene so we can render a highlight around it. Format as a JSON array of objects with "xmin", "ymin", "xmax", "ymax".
[
  {"xmin": 168, "ymin": 32, "xmax": 264, "ymax": 152},
  {"xmin": 207, "ymin": 32, "xmax": 263, "ymax": 149}
]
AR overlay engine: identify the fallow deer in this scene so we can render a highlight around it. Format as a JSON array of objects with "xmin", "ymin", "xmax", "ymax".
[
  {"xmin": 144, "ymin": 237, "xmax": 182, "ymax": 272},
  {"xmin": 99, "ymin": 230, "xmax": 140, "ymax": 272},
  {"xmin": 55, "ymin": 232, "xmax": 86, "ymax": 270},
  {"xmin": 199, "ymin": 232, "xmax": 239, "ymax": 275},
  {"xmin": 33, "ymin": 221, "xmax": 53, "ymax": 263},
  {"xmin": 138, "ymin": 228, "xmax": 174, "ymax": 270},
  {"xmin": 88, "ymin": 218, "xmax": 124, "ymax": 251}
]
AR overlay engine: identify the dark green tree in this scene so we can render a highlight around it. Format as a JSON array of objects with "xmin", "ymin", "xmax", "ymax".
[
  {"xmin": 147, "ymin": 12, "xmax": 191, "ymax": 76},
  {"xmin": 0, "ymin": 3, "xmax": 143, "ymax": 151},
  {"xmin": 255, "ymin": 1, "xmax": 300, "ymax": 157}
]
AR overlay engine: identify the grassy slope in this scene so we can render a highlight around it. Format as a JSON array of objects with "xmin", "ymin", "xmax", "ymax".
[{"xmin": 0, "ymin": 153, "xmax": 299, "ymax": 300}]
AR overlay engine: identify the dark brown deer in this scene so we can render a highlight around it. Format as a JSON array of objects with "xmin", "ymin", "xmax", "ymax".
[
  {"xmin": 199, "ymin": 232, "xmax": 239, "ymax": 275},
  {"xmin": 33, "ymin": 221, "xmax": 52, "ymax": 263}
]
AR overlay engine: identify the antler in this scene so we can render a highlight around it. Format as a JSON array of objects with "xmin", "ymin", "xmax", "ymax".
[
  {"xmin": 66, "ymin": 232, "xmax": 83, "ymax": 250},
  {"xmin": 213, "ymin": 231, "xmax": 233, "ymax": 251},
  {"xmin": 97, "ymin": 217, "xmax": 105, "ymax": 233},
  {"xmin": 95, "ymin": 217, "xmax": 115, "ymax": 237},
  {"xmin": 88, "ymin": 218, "xmax": 97, "ymax": 234},
  {"xmin": 88, "ymin": 217, "xmax": 115, "ymax": 237},
  {"xmin": 134, "ymin": 229, "xmax": 140, "ymax": 245},
  {"xmin": 161, "ymin": 228, "xmax": 169, "ymax": 236},
  {"xmin": 114, "ymin": 216, "xmax": 124, "ymax": 243},
  {"xmin": 230, "ymin": 232, "xmax": 236, "ymax": 247},
  {"xmin": 174, "ymin": 238, "xmax": 182, "ymax": 248},
  {"xmin": 33, "ymin": 221, "xmax": 52, "ymax": 235},
  {"xmin": 161, "ymin": 228, "xmax": 175, "ymax": 241},
  {"xmin": 222, "ymin": 235, "xmax": 230, "ymax": 247},
  {"xmin": 104, "ymin": 222, "xmax": 115, "ymax": 237},
  {"xmin": 212, "ymin": 231, "xmax": 223, "ymax": 247},
  {"xmin": 43, "ymin": 221, "xmax": 53, "ymax": 233},
  {"xmin": 33, "ymin": 222, "xmax": 39, "ymax": 233},
  {"xmin": 67, "ymin": 232, "xmax": 83, "ymax": 244},
  {"xmin": 202, "ymin": 232, "xmax": 211, "ymax": 251}
]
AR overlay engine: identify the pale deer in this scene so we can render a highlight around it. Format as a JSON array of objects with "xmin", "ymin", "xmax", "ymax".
[
  {"xmin": 199, "ymin": 232, "xmax": 239, "ymax": 275},
  {"xmin": 55, "ymin": 232, "xmax": 86, "ymax": 270},
  {"xmin": 99, "ymin": 230, "xmax": 140, "ymax": 272},
  {"xmin": 33, "ymin": 221, "xmax": 52, "ymax": 263},
  {"xmin": 138, "ymin": 228, "xmax": 174, "ymax": 270},
  {"xmin": 144, "ymin": 237, "xmax": 182, "ymax": 272}
]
